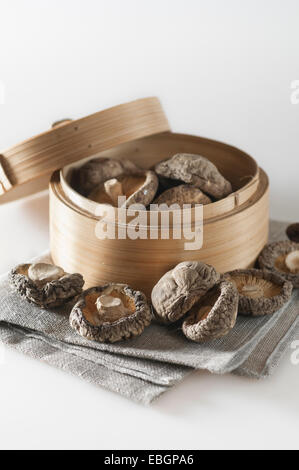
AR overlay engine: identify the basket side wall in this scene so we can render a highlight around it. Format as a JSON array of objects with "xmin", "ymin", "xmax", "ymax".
[{"xmin": 50, "ymin": 177, "xmax": 269, "ymax": 297}]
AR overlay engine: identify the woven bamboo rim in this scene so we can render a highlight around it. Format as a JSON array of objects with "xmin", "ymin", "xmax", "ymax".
[{"xmin": 0, "ymin": 97, "xmax": 170, "ymax": 203}]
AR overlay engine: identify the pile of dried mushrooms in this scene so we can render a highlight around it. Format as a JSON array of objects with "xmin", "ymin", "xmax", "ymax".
[{"xmin": 71, "ymin": 152, "xmax": 233, "ymax": 209}]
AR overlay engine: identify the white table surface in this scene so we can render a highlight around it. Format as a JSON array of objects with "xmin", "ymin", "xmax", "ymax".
[{"xmin": 0, "ymin": 191, "xmax": 298, "ymax": 451}]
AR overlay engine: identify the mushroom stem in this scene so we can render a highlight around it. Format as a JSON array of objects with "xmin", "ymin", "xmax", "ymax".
[
  {"xmin": 96, "ymin": 294, "xmax": 130, "ymax": 321},
  {"xmin": 285, "ymin": 250, "xmax": 299, "ymax": 273},
  {"xmin": 104, "ymin": 178, "xmax": 124, "ymax": 206},
  {"xmin": 28, "ymin": 263, "xmax": 65, "ymax": 286}
]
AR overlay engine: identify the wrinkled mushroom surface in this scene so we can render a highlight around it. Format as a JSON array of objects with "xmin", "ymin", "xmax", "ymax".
[
  {"xmin": 70, "ymin": 283, "xmax": 152, "ymax": 343},
  {"xmin": 152, "ymin": 184, "xmax": 211, "ymax": 208},
  {"xmin": 10, "ymin": 263, "xmax": 84, "ymax": 308},
  {"xmin": 151, "ymin": 261, "xmax": 220, "ymax": 324},
  {"xmin": 155, "ymin": 153, "xmax": 232, "ymax": 199},
  {"xmin": 258, "ymin": 241, "xmax": 299, "ymax": 288},
  {"xmin": 224, "ymin": 269, "xmax": 292, "ymax": 316},
  {"xmin": 182, "ymin": 280, "xmax": 239, "ymax": 342},
  {"xmin": 286, "ymin": 223, "xmax": 299, "ymax": 243},
  {"xmin": 71, "ymin": 157, "xmax": 141, "ymax": 196},
  {"xmin": 88, "ymin": 170, "xmax": 158, "ymax": 208}
]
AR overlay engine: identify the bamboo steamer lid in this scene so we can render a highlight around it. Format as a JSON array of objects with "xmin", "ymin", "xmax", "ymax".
[{"xmin": 0, "ymin": 97, "xmax": 170, "ymax": 203}]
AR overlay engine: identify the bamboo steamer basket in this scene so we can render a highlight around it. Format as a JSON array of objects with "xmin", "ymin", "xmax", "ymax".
[
  {"xmin": 50, "ymin": 134, "xmax": 269, "ymax": 297},
  {"xmin": 0, "ymin": 96, "xmax": 269, "ymax": 297}
]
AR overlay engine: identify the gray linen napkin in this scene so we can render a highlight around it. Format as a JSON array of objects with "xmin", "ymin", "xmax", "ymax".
[{"xmin": 0, "ymin": 220, "xmax": 298, "ymax": 404}]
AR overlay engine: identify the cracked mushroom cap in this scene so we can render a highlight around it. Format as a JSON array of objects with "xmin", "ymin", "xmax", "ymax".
[
  {"xmin": 151, "ymin": 261, "xmax": 220, "ymax": 324},
  {"xmin": 286, "ymin": 223, "xmax": 299, "ymax": 243},
  {"xmin": 88, "ymin": 170, "xmax": 158, "ymax": 208},
  {"xmin": 182, "ymin": 280, "xmax": 239, "ymax": 342},
  {"xmin": 258, "ymin": 240, "xmax": 299, "ymax": 288},
  {"xmin": 69, "ymin": 283, "xmax": 152, "ymax": 343},
  {"xmin": 224, "ymin": 269, "xmax": 293, "ymax": 316},
  {"xmin": 71, "ymin": 157, "xmax": 142, "ymax": 196},
  {"xmin": 9, "ymin": 263, "xmax": 84, "ymax": 308},
  {"xmin": 155, "ymin": 153, "xmax": 232, "ymax": 200},
  {"xmin": 152, "ymin": 184, "xmax": 211, "ymax": 208}
]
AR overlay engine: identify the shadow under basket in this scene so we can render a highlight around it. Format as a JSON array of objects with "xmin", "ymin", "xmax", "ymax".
[{"xmin": 49, "ymin": 131, "xmax": 269, "ymax": 297}]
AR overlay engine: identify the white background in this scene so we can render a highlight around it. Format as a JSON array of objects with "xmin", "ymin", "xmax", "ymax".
[{"xmin": 0, "ymin": 0, "xmax": 298, "ymax": 450}]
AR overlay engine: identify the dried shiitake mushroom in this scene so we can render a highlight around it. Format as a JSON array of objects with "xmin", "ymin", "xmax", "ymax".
[
  {"xmin": 224, "ymin": 269, "xmax": 292, "ymax": 316},
  {"xmin": 286, "ymin": 223, "xmax": 299, "ymax": 243},
  {"xmin": 152, "ymin": 184, "xmax": 211, "ymax": 208},
  {"xmin": 258, "ymin": 241, "xmax": 299, "ymax": 288},
  {"xmin": 10, "ymin": 263, "xmax": 84, "ymax": 308},
  {"xmin": 155, "ymin": 153, "xmax": 232, "ymax": 200},
  {"xmin": 151, "ymin": 261, "xmax": 220, "ymax": 324},
  {"xmin": 70, "ymin": 283, "xmax": 152, "ymax": 343},
  {"xmin": 156, "ymin": 175, "xmax": 183, "ymax": 192},
  {"xmin": 88, "ymin": 170, "xmax": 158, "ymax": 208},
  {"xmin": 71, "ymin": 157, "xmax": 141, "ymax": 196},
  {"xmin": 182, "ymin": 280, "xmax": 239, "ymax": 342}
]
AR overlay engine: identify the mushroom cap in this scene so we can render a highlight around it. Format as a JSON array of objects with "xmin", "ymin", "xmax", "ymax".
[
  {"xmin": 151, "ymin": 261, "xmax": 220, "ymax": 324},
  {"xmin": 124, "ymin": 170, "xmax": 158, "ymax": 207},
  {"xmin": 286, "ymin": 223, "xmax": 299, "ymax": 243},
  {"xmin": 182, "ymin": 280, "xmax": 239, "ymax": 342},
  {"xmin": 9, "ymin": 264, "xmax": 84, "ymax": 308},
  {"xmin": 224, "ymin": 268, "xmax": 293, "ymax": 316},
  {"xmin": 155, "ymin": 153, "xmax": 232, "ymax": 200},
  {"xmin": 88, "ymin": 170, "xmax": 158, "ymax": 208},
  {"xmin": 152, "ymin": 184, "xmax": 211, "ymax": 208},
  {"xmin": 258, "ymin": 241, "xmax": 299, "ymax": 288},
  {"xmin": 69, "ymin": 283, "xmax": 152, "ymax": 343},
  {"xmin": 71, "ymin": 157, "xmax": 141, "ymax": 196}
]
